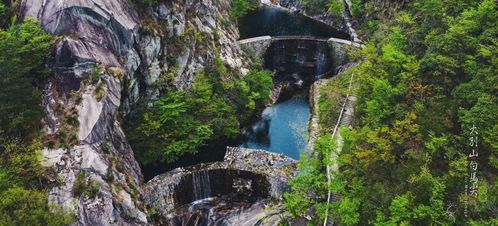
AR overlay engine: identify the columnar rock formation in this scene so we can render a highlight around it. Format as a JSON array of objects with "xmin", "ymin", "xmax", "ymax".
[{"xmin": 20, "ymin": 0, "xmax": 248, "ymax": 224}]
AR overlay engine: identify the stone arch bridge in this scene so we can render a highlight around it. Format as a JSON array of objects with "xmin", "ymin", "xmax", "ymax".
[{"xmin": 238, "ymin": 35, "xmax": 362, "ymax": 77}]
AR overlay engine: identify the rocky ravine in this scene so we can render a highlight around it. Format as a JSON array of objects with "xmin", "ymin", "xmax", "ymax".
[{"xmin": 21, "ymin": 0, "xmax": 248, "ymax": 225}]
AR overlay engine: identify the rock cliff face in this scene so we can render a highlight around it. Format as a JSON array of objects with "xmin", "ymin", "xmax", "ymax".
[{"xmin": 20, "ymin": 0, "xmax": 247, "ymax": 225}]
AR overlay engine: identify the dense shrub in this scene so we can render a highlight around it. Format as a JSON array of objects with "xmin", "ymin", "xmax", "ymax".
[
  {"xmin": 0, "ymin": 176, "xmax": 74, "ymax": 226},
  {"xmin": 230, "ymin": 0, "xmax": 259, "ymax": 19},
  {"xmin": 127, "ymin": 55, "xmax": 273, "ymax": 165},
  {"xmin": 0, "ymin": 18, "xmax": 53, "ymax": 141},
  {"xmin": 0, "ymin": 17, "xmax": 73, "ymax": 225},
  {"xmin": 285, "ymin": 0, "xmax": 498, "ymax": 224}
]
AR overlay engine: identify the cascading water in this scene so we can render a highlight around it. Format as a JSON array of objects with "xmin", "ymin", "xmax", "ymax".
[
  {"xmin": 192, "ymin": 170, "xmax": 212, "ymax": 200},
  {"xmin": 315, "ymin": 47, "xmax": 328, "ymax": 77},
  {"xmin": 264, "ymin": 39, "xmax": 333, "ymax": 87},
  {"xmin": 164, "ymin": 4, "xmax": 343, "ymax": 224}
]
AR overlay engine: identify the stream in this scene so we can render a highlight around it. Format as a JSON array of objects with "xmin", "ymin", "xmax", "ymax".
[
  {"xmin": 238, "ymin": 5, "xmax": 347, "ymax": 160},
  {"xmin": 143, "ymin": 4, "xmax": 346, "ymax": 182},
  {"xmin": 240, "ymin": 92, "xmax": 311, "ymax": 159},
  {"xmin": 169, "ymin": 5, "xmax": 341, "ymax": 222},
  {"xmin": 148, "ymin": 5, "xmax": 346, "ymax": 224}
]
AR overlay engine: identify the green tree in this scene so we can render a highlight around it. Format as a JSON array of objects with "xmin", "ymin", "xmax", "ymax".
[
  {"xmin": 0, "ymin": 18, "xmax": 53, "ymax": 141},
  {"xmin": 230, "ymin": 0, "xmax": 258, "ymax": 19},
  {"xmin": 0, "ymin": 18, "xmax": 72, "ymax": 225},
  {"xmin": 285, "ymin": 0, "xmax": 498, "ymax": 224},
  {"xmin": 129, "ymin": 70, "xmax": 240, "ymax": 164},
  {"xmin": 0, "ymin": 162, "xmax": 75, "ymax": 225}
]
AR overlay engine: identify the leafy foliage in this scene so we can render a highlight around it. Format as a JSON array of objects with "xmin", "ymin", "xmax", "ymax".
[
  {"xmin": 0, "ymin": 18, "xmax": 54, "ymax": 141},
  {"xmin": 90, "ymin": 66, "xmax": 100, "ymax": 84},
  {"xmin": 328, "ymin": 0, "xmax": 344, "ymax": 17},
  {"xmin": 297, "ymin": 0, "xmax": 345, "ymax": 16},
  {"xmin": 230, "ymin": 0, "xmax": 259, "ymax": 19},
  {"xmin": 0, "ymin": 18, "xmax": 72, "ymax": 225},
  {"xmin": 299, "ymin": 0, "xmax": 329, "ymax": 14},
  {"xmin": 0, "ymin": 177, "xmax": 74, "ymax": 226},
  {"xmin": 128, "ymin": 71, "xmax": 235, "ymax": 164},
  {"xmin": 73, "ymin": 172, "xmax": 101, "ymax": 199},
  {"xmin": 126, "ymin": 57, "xmax": 273, "ymax": 165},
  {"xmin": 285, "ymin": 0, "xmax": 498, "ymax": 224}
]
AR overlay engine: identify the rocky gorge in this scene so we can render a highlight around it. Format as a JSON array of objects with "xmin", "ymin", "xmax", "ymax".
[
  {"xmin": 4, "ymin": 0, "xmax": 496, "ymax": 225},
  {"xmin": 22, "ymin": 0, "xmax": 249, "ymax": 224},
  {"xmin": 15, "ymin": 0, "xmax": 360, "ymax": 225}
]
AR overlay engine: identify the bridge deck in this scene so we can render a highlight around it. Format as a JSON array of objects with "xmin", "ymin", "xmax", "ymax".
[
  {"xmin": 238, "ymin": 35, "xmax": 362, "ymax": 47},
  {"xmin": 270, "ymin": 35, "xmax": 329, "ymax": 42}
]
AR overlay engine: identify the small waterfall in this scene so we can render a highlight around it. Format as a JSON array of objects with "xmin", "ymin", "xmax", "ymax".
[
  {"xmin": 315, "ymin": 46, "xmax": 327, "ymax": 77},
  {"xmin": 192, "ymin": 170, "xmax": 211, "ymax": 200}
]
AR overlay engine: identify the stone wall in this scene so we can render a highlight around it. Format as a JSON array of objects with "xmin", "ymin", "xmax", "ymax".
[
  {"xmin": 328, "ymin": 37, "xmax": 363, "ymax": 72},
  {"xmin": 239, "ymin": 36, "xmax": 362, "ymax": 75},
  {"xmin": 143, "ymin": 147, "xmax": 297, "ymax": 219},
  {"xmin": 239, "ymin": 36, "xmax": 272, "ymax": 59}
]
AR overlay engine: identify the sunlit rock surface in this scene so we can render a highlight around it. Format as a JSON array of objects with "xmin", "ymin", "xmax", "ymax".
[{"xmin": 22, "ymin": 0, "xmax": 249, "ymax": 225}]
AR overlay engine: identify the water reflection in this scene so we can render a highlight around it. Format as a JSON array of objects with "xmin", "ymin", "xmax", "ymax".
[{"xmin": 240, "ymin": 93, "xmax": 311, "ymax": 159}]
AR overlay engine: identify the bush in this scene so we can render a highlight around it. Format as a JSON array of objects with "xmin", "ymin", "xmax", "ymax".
[
  {"xmin": 299, "ymin": 0, "xmax": 329, "ymax": 14},
  {"xmin": 90, "ymin": 66, "xmax": 100, "ymax": 84},
  {"xmin": 126, "ymin": 55, "xmax": 273, "ymax": 166},
  {"xmin": 230, "ymin": 0, "xmax": 258, "ymax": 19},
  {"xmin": 235, "ymin": 69, "xmax": 273, "ymax": 114},
  {"xmin": 73, "ymin": 172, "xmax": 100, "ymax": 199},
  {"xmin": 0, "ymin": 167, "xmax": 74, "ymax": 225},
  {"xmin": 0, "ymin": 17, "xmax": 73, "ymax": 226},
  {"xmin": 0, "ymin": 18, "xmax": 54, "ymax": 141},
  {"xmin": 101, "ymin": 139, "xmax": 111, "ymax": 153},
  {"xmin": 0, "ymin": 184, "xmax": 75, "ymax": 225},
  {"xmin": 128, "ymin": 70, "xmax": 240, "ymax": 164},
  {"xmin": 286, "ymin": 0, "xmax": 498, "ymax": 224},
  {"xmin": 328, "ymin": 0, "xmax": 344, "ymax": 17}
]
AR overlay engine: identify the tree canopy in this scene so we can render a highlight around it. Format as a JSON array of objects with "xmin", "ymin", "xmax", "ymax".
[
  {"xmin": 284, "ymin": 0, "xmax": 498, "ymax": 225},
  {"xmin": 0, "ymin": 17, "xmax": 74, "ymax": 225}
]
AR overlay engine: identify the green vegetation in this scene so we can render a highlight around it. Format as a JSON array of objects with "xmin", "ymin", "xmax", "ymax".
[
  {"xmin": 327, "ymin": 0, "xmax": 344, "ymax": 17},
  {"xmin": 230, "ymin": 0, "xmax": 259, "ymax": 19},
  {"xmin": 0, "ymin": 174, "xmax": 74, "ymax": 225},
  {"xmin": 285, "ymin": 0, "xmax": 498, "ymax": 225},
  {"xmin": 126, "ymin": 55, "xmax": 273, "ymax": 165},
  {"xmin": 128, "ymin": 71, "xmax": 237, "ymax": 164},
  {"xmin": 299, "ymin": 0, "xmax": 343, "ymax": 15},
  {"xmin": 90, "ymin": 66, "xmax": 100, "ymax": 84},
  {"xmin": 73, "ymin": 172, "xmax": 101, "ymax": 199},
  {"xmin": 0, "ymin": 18, "xmax": 53, "ymax": 140},
  {"xmin": 102, "ymin": 139, "xmax": 111, "ymax": 153},
  {"xmin": 284, "ymin": 134, "xmax": 336, "ymax": 223},
  {"xmin": 0, "ymin": 17, "xmax": 74, "ymax": 225},
  {"xmin": 0, "ymin": 2, "xmax": 11, "ymax": 28},
  {"xmin": 318, "ymin": 75, "xmax": 352, "ymax": 133}
]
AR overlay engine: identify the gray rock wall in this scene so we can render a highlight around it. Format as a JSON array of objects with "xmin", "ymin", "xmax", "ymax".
[{"xmin": 20, "ymin": 0, "xmax": 248, "ymax": 225}]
